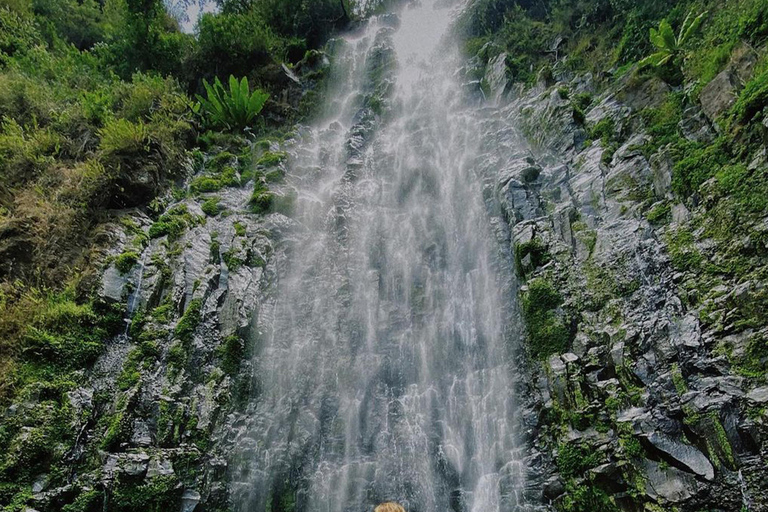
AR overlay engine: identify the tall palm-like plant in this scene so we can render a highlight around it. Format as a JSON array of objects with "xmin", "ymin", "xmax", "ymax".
[
  {"xmin": 639, "ymin": 11, "xmax": 708, "ymax": 69},
  {"xmin": 196, "ymin": 75, "xmax": 269, "ymax": 132}
]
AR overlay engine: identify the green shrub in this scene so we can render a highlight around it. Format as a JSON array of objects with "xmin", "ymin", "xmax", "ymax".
[
  {"xmin": 738, "ymin": 0, "xmax": 768, "ymax": 44},
  {"xmin": 98, "ymin": 118, "xmax": 149, "ymax": 155},
  {"xmin": 638, "ymin": 11, "xmax": 708, "ymax": 70},
  {"xmin": 732, "ymin": 67, "xmax": 768, "ymax": 125},
  {"xmin": 645, "ymin": 202, "xmax": 671, "ymax": 224},
  {"xmin": 557, "ymin": 443, "xmax": 603, "ymax": 479},
  {"xmin": 196, "ymin": 10, "xmax": 278, "ymax": 79},
  {"xmin": 666, "ymin": 228, "xmax": 703, "ymax": 271},
  {"xmin": 218, "ymin": 334, "xmax": 244, "ymax": 375},
  {"xmin": 174, "ymin": 298, "xmax": 203, "ymax": 344},
  {"xmin": 196, "ymin": 75, "xmax": 269, "ymax": 132},
  {"xmin": 115, "ymin": 251, "xmax": 139, "ymax": 274},
  {"xmin": 62, "ymin": 489, "xmax": 103, "ymax": 512},
  {"xmin": 560, "ymin": 485, "xmax": 619, "ymax": 512},
  {"xmin": 201, "ymin": 197, "xmax": 220, "ymax": 217},
  {"xmin": 255, "ymin": 150, "xmax": 287, "ymax": 168},
  {"xmin": 110, "ymin": 475, "xmax": 182, "ymax": 512},
  {"xmin": 522, "ymin": 278, "xmax": 571, "ymax": 359},
  {"xmin": 670, "ymin": 137, "xmax": 729, "ymax": 197},
  {"xmin": 250, "ymin": 184, "xmax": 274, "ymax": 214}
]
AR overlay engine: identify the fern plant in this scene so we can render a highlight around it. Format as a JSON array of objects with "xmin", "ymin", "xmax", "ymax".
[
  {"xmin": 195, "ymin": 76, "xmax": 269, "ymax": 132},
  {"xmin": 639, "ymin": 11, "xmax": 708, "ymax": 69}
]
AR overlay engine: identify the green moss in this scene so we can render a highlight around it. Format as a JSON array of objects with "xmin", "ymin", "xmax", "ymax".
[
  {"xmin": 666, "ymin": 228, "xmax": 703, "ymax": 272},
  {"xmin": 115, "ymin": 251, "xmax": 140, "ymax": 274},
  {"xmin": 223, "ymin": 247, "xmax": 245, "ymax": 271},
  {"xmin": 174, "ymin": 298, "xmax": 203, "ymax": 344},
  {"xmin": 522, "ymin": 278, "xmax": 571, "ymax": 359},
  {"xmin": 645, "ymin": 202, "xmax": 671, "ymax": 225},
  {"xmin": 218, "ymin": 335, "xmax": 245, "ymax": 375},
  {"xmin": 556, "ymin": 443, "xmax": 603, "ymax": 479},
  {"xmin": 101, "ymin": 396, "xmax": 131, "ymax": 451},
  {"xmin": 201, "ymin": 197, "xmax": 221, "ymax": 217},
  {"xmin": 732, "ymin": 66, "xmax": 768, "ymax": 124},
  {"xmin": 670, "ymin": 137, "xmax": 730, "ymax": 197},
  {"xmin": 559, "ymin": 484, "xmax": 619, "ymax": 512},
  {"xmin": 110, "ymin": 475, "xmax": 182, "ymax": 512},
  {"xmin": 190, "ymin": 165, "xmax": 240, "ymax": 194},
  {"xmin": 589, "ymin": 118, "xmax": 615, "ymax": 146},
  {"xmin": 233, "ymin": 221, "xmax": 247, "ymax": 237},
  {"xmin": 62, "ymin": 489, "xmax": 103, "ymax": 512},
  {"xmin": 514, "ymin": 238, "xmax": 550, "ymax": 278},
  {"xmin": 148, "ymin": 205, "xmax": 201, "ymax": 241},
  {"xmin": 250, "ymin": 185, "xmax": 274, "ymax": 214},
  {"xmin": 116, "ymin": 348, "xmax": 142, "ymax": 391},
  {"xmin": 255, "ymin": 151, "xmax": 287, "ymax": 168},
  {"xmin": 671, "ymin": 363, "xmax": 688, "ymax": 394}
]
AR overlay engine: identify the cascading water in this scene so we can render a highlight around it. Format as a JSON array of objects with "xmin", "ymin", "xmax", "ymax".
[{"xmin": 232, "ymin": 2, "xmax": 535, "ymax": 511}]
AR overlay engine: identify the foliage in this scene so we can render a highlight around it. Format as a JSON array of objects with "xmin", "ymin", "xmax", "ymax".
[
  {"xmin": 115, "ymin": 251, "xmax": 140, "ymax": 274},
  {"xmin": 638, "ymin": 11, "xmax": 707, "ymax": 69},
  {"xmin": 218, "ymin": 334, "xmax": 244, "ymax": 375},
  {"xmin": 250, "ymin": 181, "xmax": 274, "ymax": 214},
  {"xmin": 196, "ymin": 75, "xmax": 269, "ymax": 132},
  {"xmin": 174, "ymin": 298, "xmax": 203, "ymax": 344},
  {"xmin": 557, "ymin": 443, "xmax": 603, "ymax": 479},
  {"xmin": 522, "ymin": 278, "xmax": 571, "ymax": 359},
  {"xmin": 201, "ymin": 197, "xmax": 221, "ymax": 216},
  {"xmin": 731, "ymin": 67, "xmax": 768, "ymax": 124},
  {"xmin": 148, "ymin": 205, "xmax": 201, "ymax": 241}
]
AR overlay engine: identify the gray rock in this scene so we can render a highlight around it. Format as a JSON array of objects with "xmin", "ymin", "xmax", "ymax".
[
  {"xmin": 101, "ymin": 266, "xmax": 128, "ymax": 303},
  {"xmin": 747, "ymin": 386, "xmax": 768, "ymax": 404},
  {"xmin": 180, "ymin": 489, "xmax": 201, "ymax": 512},
  {"xmin": 147, "ymin": 457, "xmax": 175, "ymax": 478},
  {"xmin": 123, "ymin": 453, "xmax": 150, "ymax": 477},
  {"xmin": 642, "ymin": 432, "xmax": 715, "ymax": 480},
  {"xmin": 32, "ymin": 475, "xmax": 49, "ymax": 494},
  {"xmin": 642, "ymin": 459, "xmax": 698, "ymax": 503},
  {"xmin": 700, "ymin": 70, "xmax": 738, "ymax": 123}
]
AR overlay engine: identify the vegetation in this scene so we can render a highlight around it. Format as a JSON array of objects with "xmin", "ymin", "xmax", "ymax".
[
  {"xmin": 639, "ymin": 11, "xmax": 708, "ymax": 70},
  {"xmin": 196, "ymin": 75, "xmax": 270, "ymax": 131},
  {"xmin": 522, "ymin": 278, "xmax": 571, "ymax": 359},
  {"xmin": 0, "ymin": 0, "xmax": 347, "ymax": 509}
]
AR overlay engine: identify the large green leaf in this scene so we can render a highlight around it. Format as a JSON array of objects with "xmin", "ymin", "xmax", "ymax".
[
  {"xmin": 196, "ymin": 75, "xmax": 269, "ymax": 131},
  {"xmin": 679, "ymin": 11, "xmax": 708, "ymax": 46},
  {"xmin": 639, "ymin": 51, "xmax": 673, "ymax": 69},
  {"xmin": 658, "ymin": 19, "xmax": 677, "ymax": 51}
]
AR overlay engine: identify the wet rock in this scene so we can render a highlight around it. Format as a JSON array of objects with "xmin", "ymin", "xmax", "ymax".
[
  {"xmin": 147, "ymin": 457, "xmax": 175, "ymax": 478},
  {"xmin": 700, "ymin": 70, "xmax": 739, "ymax": 123},
  {"xmin": 642, "ymin": 459, "xmax": 698, "ymax": 503},
  {"xmin": 101, "ymin": 266, "xmax": 129, "ymax": 303},
  {"xmin": 180, "ymin": 489, "xmax": 201, "ymax": 512},
  {"xmin": 123, "ymin": 453, "xmax": 150, "ymax": 477},
  {"xmin": 747, "ymin": 386, "xmax": 768, "ymax": 404},
  {"xmin": 642, "ymin": 432, "xmax": 715, "ymax": 480},
  {"xmin": 32, "ymin": 475, "xmax": 50, "ymax": 494},
  {"xmin": 484, "ymin": 52, "xmax": 511, "ymax": 101}
]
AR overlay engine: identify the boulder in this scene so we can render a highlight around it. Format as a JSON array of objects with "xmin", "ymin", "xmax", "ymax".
[
  {"xmin": 180, "ymin": 489, "xmax": 201, "ymax": 512},
  {"xmin": 700, "ymin": 70, "xmax": 739, "ymax": 122},
  {"xmin": 642, "ymin": 460, "xmax": 698, "ymax": 503},
  {"xmin": 642, "ymin": 432, "xmax": 715, "ymax": 480}
]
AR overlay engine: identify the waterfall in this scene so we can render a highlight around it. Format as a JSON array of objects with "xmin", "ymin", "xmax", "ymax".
[{"xmin": 232, "ymin": 2, "xmax": 533, "ymax": 511}]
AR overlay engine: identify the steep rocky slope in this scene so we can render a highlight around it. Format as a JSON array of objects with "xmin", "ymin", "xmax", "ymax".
[{"xmin": 476, "ymin": 43, "xmax": 768, "ymax": 511}]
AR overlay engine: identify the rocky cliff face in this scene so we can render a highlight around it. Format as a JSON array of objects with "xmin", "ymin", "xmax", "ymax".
[
  {"xmin": 8, "ymin": 18, "xmax": 768, "ymax": 512},
  {"xmin": 476, "ymin": 46, "xmax": 768, "ymax": 511}
]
